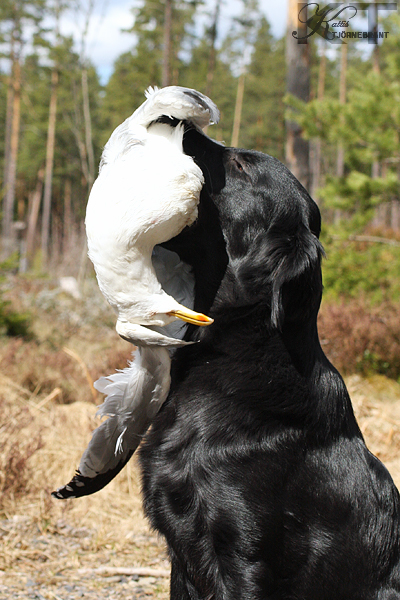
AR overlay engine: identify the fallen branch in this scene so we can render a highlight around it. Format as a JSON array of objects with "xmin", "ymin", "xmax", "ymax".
[
  {"xmin": 32, "ymin": 387, "xmax": 62, "ymax": 410},
  {"xmin": 63, "ymin": 346, "xmax": 98, "ymax": 402},
  {"xmin": 332, "ymin": 234, "xmax": 400, "ymax": 247},
  {"xmin": 77, "ymin": 566, "xmax": 170, "ymax": 578}
]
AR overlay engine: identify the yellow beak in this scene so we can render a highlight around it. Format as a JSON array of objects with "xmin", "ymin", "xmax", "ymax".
[{"xmin": 167, "ymin": 308, "xmax": 214, "ymax": 327}]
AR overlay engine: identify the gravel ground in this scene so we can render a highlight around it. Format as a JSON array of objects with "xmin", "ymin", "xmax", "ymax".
[
  {"xmin": 0, "ymin": 577, "xmax": 165, "ymax": 600},
  {"xmin": 0, "ymin": 518, "xmax": 170, "ymax": 600}
]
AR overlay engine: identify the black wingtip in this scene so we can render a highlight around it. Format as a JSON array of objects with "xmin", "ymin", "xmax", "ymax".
[{"xmin": 51, "ymin": 450, "xmax": 135, "ymax": 500}]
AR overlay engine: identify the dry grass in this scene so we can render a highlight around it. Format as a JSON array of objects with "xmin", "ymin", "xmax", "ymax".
[
  {"xmin": 347, "ymin": 374, "xmax": 400, "ymax": 483},
  {"xmin": 0, "ymin": 381, "xmax": 169, "ymax": 597},
  {"xmin": 0, "ymin": 274, "xmax": 169, "ymax": 597}
]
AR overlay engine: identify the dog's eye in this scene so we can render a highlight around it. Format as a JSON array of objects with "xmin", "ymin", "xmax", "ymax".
[{"xmin": 234, "ymin": 159, "xmax": 244, "ymax": 172}]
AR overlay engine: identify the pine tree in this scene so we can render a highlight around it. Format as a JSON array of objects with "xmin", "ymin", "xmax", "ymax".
[
  {"xmin": 0, "ymin": 0, "xmax": 45, "ymax": 255},
  {"xmin": 287, "ymin": 13, "xmax": 400, "ymax": 231},
  {"xmin": 240, "ymin": 17, "xmax": 285, "ymax": 159}
]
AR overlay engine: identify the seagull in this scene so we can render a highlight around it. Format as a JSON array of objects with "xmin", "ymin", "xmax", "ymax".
[{"xmin": 52, "ymin": 86, "xmax": 219, "ymax": 499}]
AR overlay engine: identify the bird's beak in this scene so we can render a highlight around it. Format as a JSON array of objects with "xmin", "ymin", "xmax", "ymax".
[{"xmin": 167, "ymin": 308, "xmax": 214, "ymax": 327}]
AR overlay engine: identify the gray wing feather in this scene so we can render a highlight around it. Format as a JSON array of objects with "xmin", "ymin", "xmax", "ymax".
[
  {"xmin": 80, "ymin": 346, "xmax": 171, "ymax": 478},
  {"xmin": 52, "ymin": 347, "xmax": 171, "ymax": 497}
]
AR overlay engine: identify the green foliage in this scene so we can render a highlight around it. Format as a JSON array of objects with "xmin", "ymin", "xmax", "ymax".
[
  {"xmin": 0, "ymin": 297, "xmax": 32, "ymax": 338},
  {"xmin": 0, "ymin": 286, "xmax": 31, "ymax": 342},
  {"xmin": 319, "ymin": 171, "xmax": 400, "ymax": 228},
  {"xmin": 0, "ymin": 0, "xmax": 46, "ymax": 49},
  {"xmin": 321, "ymin": 229, "xmax": 400, "ymax": 303},
  {"xmin": 100, "ymin": 51, "xmax": 156, "ymax": 140},
  {"xmin": 0, "ymin": 256, "xmax": 32, "ymax": 338},
  {"xmin": 180, "ymin": 37, "xmax": 237, "ymax": 144},
  {"xmin": 287, "ymin": 13, "xmax": 400, "ymax": 228},
  {"xmin": 0, "ymin": 252, "xmax": 19, "ymax": 272},
  {"xmin": 100, "ymin": 0, "xmax": 204, "ymax": 139}
]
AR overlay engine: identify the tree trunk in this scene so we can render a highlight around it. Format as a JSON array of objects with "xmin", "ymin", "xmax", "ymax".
[
  {"xmin": 371, "ymin": 0, "xmax": 380, "ymax": 75},
  {"xmin": 3, "ymin": 71, "xmax": 14, "ymax": 204},
  {"xmin": 41, "ymin": 67, "xmax": 59, "ymax": 265},
  {"xmin": 334, "ymin": 43, "xmax": 347, "ymax": 224},
  {"xmin": 311, "ymin": 49, "xmax": 326, "ymax": 200},
  {"xmin": 162, "ymin": 0, "xmax": 172, "ymax": 87},
  {"xmin": 391, "ymin": 201, "xmax": 400, "ymax": 231},
  {"xmin": 26, "ymin": 169, "xmax": 44, "ymax": 266},
  {"xmin": 285, "ymin": 0, "xmax": 310, "ymax": 190},
  {"xmin": 205, "ymin": 0, "xmax": 221, "ymax": 99},
  {"xmin": 336, "ymin": 42, "xmax": 347, "ymax": 179},
  {"xmin": 64, "ymin": 177, "xmax": 72, "ymax": 253},
  {"xmin": 370, "ymin": 1, "xmax": 380, "ymax": 182},
  {"xmin": 82, "ymin": 68, "xmax": 95, "ymax": 190},
  {"xmin": 70, "ymin": 91, "xmax": 90, "ymax": 185},
  {"xmin": 2, "ymin": 55, "xmax": 22, "ymax": 255},
  {"xmin": 231, "ymin": 72, "xmax": 245, "ymax": 148}
]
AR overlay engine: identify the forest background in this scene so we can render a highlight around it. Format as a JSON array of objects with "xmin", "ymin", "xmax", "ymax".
[{"xmin": 1, "ymin": 0, "xmax": 400, "ymax": 381}]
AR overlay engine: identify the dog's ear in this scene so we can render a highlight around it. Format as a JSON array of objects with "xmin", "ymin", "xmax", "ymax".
[
  {"xmin": 267, "ymin": 222, "xmax": 324, "ymax": 329},
  {"xmin": 237, "ymin": 218, "xmax": 324, "ymax": 329}
]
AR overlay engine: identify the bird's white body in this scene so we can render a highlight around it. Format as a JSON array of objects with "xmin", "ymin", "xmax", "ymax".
[
  {"xmin": 86, "ymin": 121, "xmax": 203, "ymax": 338},
  {"xmin": 85, "ymin": 86, "xmax": 219, "ymax": 346},
  {"xmin": 53, "ymin": 86, "xmax": 219, "ymax": 499}
]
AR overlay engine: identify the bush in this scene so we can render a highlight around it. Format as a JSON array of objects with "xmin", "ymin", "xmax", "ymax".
[
  {"xmin": 0, "ymin": 398, "xmax": 43, "ymax": 507},
  {"xmin": 321, "ymin": 231, "xmax": 400, "ymax": 303},
  {"xmin": 318, "ymin": 299, "xmax": 400, "ymax": 380},
  {"xmin": 0, "ymin": 297, "xmax": 32, "ymax": 337},
  {"xmin": 0, "ymin": 258, "xmax": 32, "ymax": 338}
]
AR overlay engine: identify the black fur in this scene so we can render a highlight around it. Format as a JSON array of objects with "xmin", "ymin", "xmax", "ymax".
[{"xmin": 139, "ymin": 128, "xmax": 400, "ymax": 599}]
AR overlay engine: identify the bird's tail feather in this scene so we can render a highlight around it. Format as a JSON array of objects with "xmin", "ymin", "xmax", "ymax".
[{"xmin": 52, "ymin": 347, "xmax": 171, "ymax": 499}]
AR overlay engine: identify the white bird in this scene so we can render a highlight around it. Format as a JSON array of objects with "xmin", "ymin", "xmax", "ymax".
[{"xmin": 52, "ymin": 86, "xmax": 219, "ymax": 499}]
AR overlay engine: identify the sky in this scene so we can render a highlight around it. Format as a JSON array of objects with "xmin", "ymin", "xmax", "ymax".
[{"xmin": 59, "ymin": 0, "xmax": 289, "ymax": 84}]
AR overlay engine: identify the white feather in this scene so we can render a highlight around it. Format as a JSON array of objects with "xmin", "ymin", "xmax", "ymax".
[{"xmin": 78, "ymin": 347, "xmax": 171, "ymax": 479}]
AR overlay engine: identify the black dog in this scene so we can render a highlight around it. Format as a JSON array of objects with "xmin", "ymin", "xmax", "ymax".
[{"xmin": 139, "ymin": 127, "xmax": 400, "ymax": 599}]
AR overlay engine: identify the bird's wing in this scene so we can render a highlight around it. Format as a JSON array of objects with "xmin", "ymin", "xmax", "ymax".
[
  {"xmin": 151, "ymin": 246, "xmax": 195, "ymax": 341},
  {"xmin": 131, "ymin": 86, "xmax": 220, "ymax": 130},
  {"xmin": 52, "ymin": 347, "xmax": 171, "ymax": 499}
]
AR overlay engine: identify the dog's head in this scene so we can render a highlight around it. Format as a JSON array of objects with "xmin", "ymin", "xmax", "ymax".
[{"xmin": 183, "ymin": 128, "xmax": 324, "ymax": 331}]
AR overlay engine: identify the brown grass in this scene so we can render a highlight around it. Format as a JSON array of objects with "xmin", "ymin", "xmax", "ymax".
[
  {"xmin": 0, "ymin": 274, "xmax": 169, "ymax": 597},
  {"xmin": 0, "ymin": 394, "xmax": 43, "ymax": 501},
  {"xmin": 0, "ymin": 381, "xmax": 169, "ymax": 597},
  {"xmin": 319, "ymin": 299, "xmax": 400, "ymax": 380}
]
